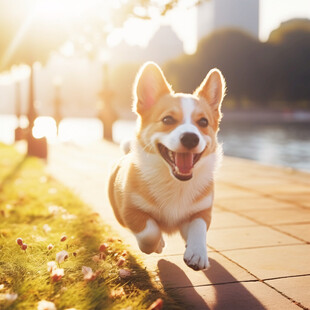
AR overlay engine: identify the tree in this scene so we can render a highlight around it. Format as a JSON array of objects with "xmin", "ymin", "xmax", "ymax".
[
  {"xmin": 0, "ymin": 0, "xmax": 208, "ymax": 147},
  {"xmin": 268, "ymin": 19, "xmax": 310, "ymax": 106},
  {"xmin": 164, "ymin": 20, "xmax": 310, "ymax": 110},
  {"xmin": 0, "ymin": 0, "xmax": 70, "ymax": 157}
]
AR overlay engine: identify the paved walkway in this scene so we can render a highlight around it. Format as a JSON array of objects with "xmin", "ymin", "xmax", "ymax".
[{"xmin": 47, "ymin": 140, "xmax": 310, "ymax": 310}]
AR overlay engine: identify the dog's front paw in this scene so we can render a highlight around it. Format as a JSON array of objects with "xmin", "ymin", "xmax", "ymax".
[{"xmin": 183, "ymin": 246, "xmax": 210, "ymax": 271}]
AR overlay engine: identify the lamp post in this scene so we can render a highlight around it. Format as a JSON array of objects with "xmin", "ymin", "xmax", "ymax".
[
  {"xmin": 26, "ymin": 63, "xmax": 48, "ymax": 159},
  {"xmin": 11, "ymin": 65, "xmax": 27, "ymax": 141},
  {"xmin": 97, "ymin": 50, "xmax": 117, "ymax": 141},
  {"xmin": 13, "ymin": 76, "xmax": 23, "ymax": 141},
  {"xmin": 53, "ymin": 76, "xmax": 63, "ymax": 135}
]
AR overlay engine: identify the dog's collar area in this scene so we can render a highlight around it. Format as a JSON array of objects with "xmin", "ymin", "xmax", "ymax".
[{"xmin": 157, "ymin": 143, "xmax": 203, "ymax": 181}]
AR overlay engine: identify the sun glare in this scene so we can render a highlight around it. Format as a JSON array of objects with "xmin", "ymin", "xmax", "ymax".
[{"xmin": 32, "ymin": 117, "xmax": 57, "ymax": 140}]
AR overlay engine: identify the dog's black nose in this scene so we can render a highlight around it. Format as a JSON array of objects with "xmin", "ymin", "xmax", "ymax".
[{"xmin": 180, "ymin": 132, "xmax": 200, "ymax": 149}]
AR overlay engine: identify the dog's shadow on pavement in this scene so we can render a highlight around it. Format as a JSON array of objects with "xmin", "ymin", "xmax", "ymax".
[{"xmin": 157, "ymin": 258, "xmax": 266, "ymax": 310}]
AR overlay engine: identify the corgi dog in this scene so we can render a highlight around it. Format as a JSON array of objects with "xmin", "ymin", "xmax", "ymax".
[{"xmin": 108, "ymin": 62, "xmax": 225, "ymax": 270}]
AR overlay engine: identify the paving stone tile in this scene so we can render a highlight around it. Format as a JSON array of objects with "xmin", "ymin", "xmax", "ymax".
[
  {"xmin": 268, "ymin": 185, "xmax": 310, "ymax": 195},
  {"xmin": 266, "ymin": 275, "xmax": 310, "ymax": 308},
  {"xmin": 211, "ymin": 210, "xmax": 257, "ymax": 229},
  {"xmin": 238, "ymin": 207, "xmax": 310, "ymax": 226},
  {"xmin": 48, "ymin": 142, "xmax": 310, "ymax": 310},
  {"xmin": 275, "ymin": 223, "xmax": 310, "ymax": 242},
  {"xmin": 207, "ymin": 226, "xmax": 301, "ymax": 251},
  {"xmin": 224, "ymin": 244, "xmax": 310, "ymax": 279},
  {"xmin": 215, "ymin": 196, "xmax": 293, "ymax": 210},
  {"xmin": 272, "ymin": 193, "xmax": 310, "ymax": 208},
  {"xmin": 168, "ymin": 281, "xmax": 300, "ymax": 310},
  {"xmin": 215, "ymin": 187, "xmax": 262, "ymax": 200},
  {"xmin": 143, "ymin": 252, "xmax": 256, "ymax": 288}
]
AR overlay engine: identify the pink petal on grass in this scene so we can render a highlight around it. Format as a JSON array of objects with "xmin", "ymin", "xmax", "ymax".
[
  {"xmin": 43, "ymin": 224, "xmax": 51, "ymax": 233},
  {"xmin": 82, "ymin": 266, "xmax": 96, "ymax": 281},
  {"xmin": 37, "ymin": 300, "xmax": 57, "ymax": 310},
  {"xmin": 51, "ymin": 268, "xmax": 64, "ymax": 282},
  {"xmin": 56, "ymin": 250, "xmax": 69, "ymax": 264},
  {"xmin": 119, "ymin": 268, "xmax": 131, "ymax": 279},
  {"xmin": 47, "ymin": 261, "xmax": 57, "ymax": 272},
  {"xmin": 48, "ymin": 205, "xmax": 66, "ymax": 215}
]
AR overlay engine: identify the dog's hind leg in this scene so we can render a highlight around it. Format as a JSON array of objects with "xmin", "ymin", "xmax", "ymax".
[{"xmin": 134, "ymin": 218, "xmax": 164, "ymax": 254}]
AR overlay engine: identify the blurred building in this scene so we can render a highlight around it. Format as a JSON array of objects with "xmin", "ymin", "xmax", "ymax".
[
  {"xmin": 198, "ymin": 0, "xmax": 260, "ymax": 39},
  {"xmin": 109, "ymin": 25, "xmax": 183, "ymax": 65},
  {"xmin": 214, "ymin": 0, "xmax": 259, "ymax": 37}
]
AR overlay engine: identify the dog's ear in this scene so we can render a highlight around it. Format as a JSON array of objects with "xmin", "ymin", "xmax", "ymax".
[
  {"xmin": 194, "ymin": 69, "xmax": 226, "ymax": 111},
  {"xmin": 133, "ymin": 62, "xmax": 172, "ymax": 114}
]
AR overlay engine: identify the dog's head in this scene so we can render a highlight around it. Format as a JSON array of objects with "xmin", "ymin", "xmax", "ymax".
[{"xmin": 133, "ymin": 62, "xmax": 226, "ymax": 181}]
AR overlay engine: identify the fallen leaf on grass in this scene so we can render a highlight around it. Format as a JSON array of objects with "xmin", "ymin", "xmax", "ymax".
[
  {"xmin": 51, "ymin": 268, "xmax": 64, "ymax": 282},
  {"xmin": 21, "ymin": 243, "xmax": 28, "ymax": 251},
  {"xmin": 37, "ymin": 300, "xmax": 57, "ymax": 310},
  {"xmin": 16, "ymin": 238, "xmax": 28, "ymax": 251},
  {"xmin": 147, "ymin": 298, "xmax": 163, "ymax": 310},
  {"xmin": 110, "ymin": 287, "xmax": 125, "ymax": 299},
  {"xmin": 99, "ymin": 243, "xmax": 108, "ymax": 252},
  {"xmin": 47, "ymin": 244, "xmax": 54, "ymax": 250},
  {"xmin": 16, "ymin": 238, "xmax": 23, "ymax": 246},
  {"xmin": 116, "ymin": 257, "xmax": 126, "ymax": 267},
  {"xmin": 120, "ymin": 250, "xmax": 128, "ymax": 257}
]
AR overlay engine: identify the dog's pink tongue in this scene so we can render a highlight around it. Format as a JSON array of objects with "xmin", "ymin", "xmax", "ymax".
[{"xmin": 175, "ymin": 153, "xmax": 194, "ymax": 174}]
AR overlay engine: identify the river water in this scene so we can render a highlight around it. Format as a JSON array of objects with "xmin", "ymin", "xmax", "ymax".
[{"xmin": 1, "ymin": 115, "xmax": 309, "ymax": 173}]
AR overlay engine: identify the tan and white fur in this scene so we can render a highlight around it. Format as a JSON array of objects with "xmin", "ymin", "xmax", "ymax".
[{"xmin": 108, "ymin": 62, "xmax": 225, "ymax": 270}]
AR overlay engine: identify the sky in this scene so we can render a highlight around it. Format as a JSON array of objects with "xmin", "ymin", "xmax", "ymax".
[{"xmin": 259, "ymin": 0, "xmax": 310, "ymax": 41}]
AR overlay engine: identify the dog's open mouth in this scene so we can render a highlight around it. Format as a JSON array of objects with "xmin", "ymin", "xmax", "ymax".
[{"xmin": 157, "ymin": 143, "xmax": 203, "ymax": 181}]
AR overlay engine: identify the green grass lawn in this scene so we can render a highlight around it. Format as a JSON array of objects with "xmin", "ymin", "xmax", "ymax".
[{"xmin": 0, "ymin": 143, "xmax": 182, "ymax": 310}]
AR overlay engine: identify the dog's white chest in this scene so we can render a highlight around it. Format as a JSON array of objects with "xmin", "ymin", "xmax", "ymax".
[{"xmin": 130, "ymin": 149, "xmax": 217, "ymax": 230}]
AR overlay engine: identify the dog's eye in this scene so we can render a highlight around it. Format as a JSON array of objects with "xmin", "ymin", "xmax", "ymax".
[
  {"xmin": 197, "ymin": 117, "xmax": 209, "ymax": 128},
  {"xmin": 162, "ymin": 116, "xmax": 177, "ymax": 125}
]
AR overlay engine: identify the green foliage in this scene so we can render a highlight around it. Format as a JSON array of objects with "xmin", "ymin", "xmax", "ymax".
[
  {"xmin": 163, "ymin": 19, "xmax": 310, "ymax": 110},
  {"xmin": 0, "ymin": 143, "xmax": 182, "ymax": 310}
]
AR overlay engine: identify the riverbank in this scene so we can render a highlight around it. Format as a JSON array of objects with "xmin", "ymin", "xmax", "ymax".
[{"xmin": 1, "ymin": 113, "xmax": 310, "ymax": 172}]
